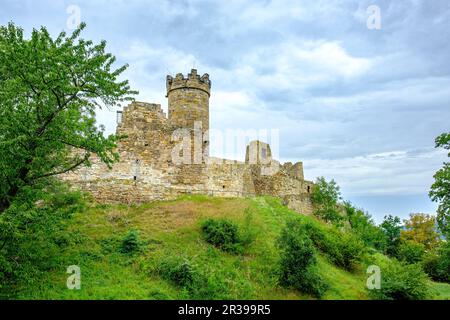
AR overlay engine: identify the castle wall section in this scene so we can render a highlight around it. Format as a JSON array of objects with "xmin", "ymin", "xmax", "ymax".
[{"xmin": 62, "ymin": 70, "xmax": 315, "ymax": 215}]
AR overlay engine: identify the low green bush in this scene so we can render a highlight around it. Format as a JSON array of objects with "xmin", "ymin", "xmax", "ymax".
[
  {"xmin": 344, "ymin": 202, "xmax": 387, "ymax": 252},
  {"xmin": 397, "ymin": 241, "xmax": 425, "ymax": 265},
  {"xmin": 201, "ymin": 218, "xmax": 243, "ymax": 253},
  {"xmin": 156, "ymin": 257, "xmax": 228, "ymax": 299},
  {"xmin": 277, "ymin": 220, "xmax": 328, "ymax": 298},
  {"xmin": 422, "ymin": 242, "xmax": 450, "ymax": 283},
  {"xmin": 158, "ymin": 258, "xmax": 198, "ymax": 288},
  {"xmin": 120, "ymin": 229, "xmax": 141, "ymax": 254},
  {"xmin": 369, "ymin": 260, "xmax": 430, "ymax": 300},
  {"xmin": 334, "ymin": 231, "xmax": 366, "ymax": 271},
  {"xmin": 301, "ymin": 220, "xmax": 365, "ymax": 271}
]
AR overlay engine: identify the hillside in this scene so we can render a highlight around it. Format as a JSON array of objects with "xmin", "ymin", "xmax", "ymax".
[{"xmin": 12, "ymin": 195, "xmax": 450, "ymax": 300}]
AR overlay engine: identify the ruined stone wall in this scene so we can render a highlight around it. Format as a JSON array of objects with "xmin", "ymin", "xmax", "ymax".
[
  {"xmin": 205, "ymin": 160, "xmax": 256, "ymax": 197},
  {"xmin": 248, "ymin": 163, "xmax": 314, "ymax": 214},
  {"xmin": 116, "ymin": 102, "xmax": 173, "ymax": 169},
  {"xmin": 282, "ymin": 162, "xmax": 304, "ymax": 181},
  {"xmin": 62, "ymin": 101, "xmax": 176, "ymax": 203}
]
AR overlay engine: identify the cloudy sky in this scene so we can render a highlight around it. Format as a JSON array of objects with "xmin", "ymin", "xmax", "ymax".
[{"xmin": 2, "ymin": 0, "xmax": 449, "ymax": 223}]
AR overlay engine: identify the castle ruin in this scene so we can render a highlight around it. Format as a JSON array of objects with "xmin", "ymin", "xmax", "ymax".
[{"xmin": 63, "ymin": 69, "xmax": 314, "ymax": 214}]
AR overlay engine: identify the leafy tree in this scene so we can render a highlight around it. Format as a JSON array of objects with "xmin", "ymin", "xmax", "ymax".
[
  {"xmin": 380, "ymin": 215, "xmax": 402, "ymax": 257},
  {"xmin": 429, "ymin": 132, "xmax": 450, "ymax": 237},
  {"xmin": 0, "ymin": 22, "xmax": 136, "ymax": 214},
  {"xmin": 343, "ymin": 201, "xmax": 387, "ymax": 252},
  {"xmin": 400, "ymin": 213, "xmax": 440, "ymax": 250},
  {"xmin": 397, "ymin": 241, "xmax": 425, "ymax": 265},
  {"xmin": 0, "ymin": 182, "xmax": 86, "ymax": 296},
  {"xmin": 311, "ymin": 177, "xmax": 343, "ymax": 225}
]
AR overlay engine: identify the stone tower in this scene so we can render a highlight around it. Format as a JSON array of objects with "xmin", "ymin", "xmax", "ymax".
[{"xmin": 166, "ymin": 69, "xmax": 211, "ymax": 161}]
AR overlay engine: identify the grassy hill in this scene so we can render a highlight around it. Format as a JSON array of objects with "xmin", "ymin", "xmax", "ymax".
[{"xmin": 12, "ymin": 195, "xmax": 450, "ymax": 300}]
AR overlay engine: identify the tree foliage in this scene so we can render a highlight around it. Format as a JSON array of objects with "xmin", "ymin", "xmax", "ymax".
[
  {"xmin": 400, "ymin": 213, "xmax": 440, "ymax": 250},
  {"xmin": 397, "ymin": 241, "xmax": 425, "ymax": 265},
  {"xmin": 311, "ymin": 177, "xmax": 343, "ymax": 225},
  {"xmin": 429, "ymin": 132, "xmax": 450, "ymax": 237},
  {"xmin": 369, "ymin": 259, "xmax": 430, "ymax": 300},
  {"xmin": 201, "ymin": 218, "xmax": 243, "ymax": 253},
  {"xmin": 422, "ymin": 241, "xmax": 450, "ymax": 283},
  {"xmin": 277, "ymin": 220, "xmax": 328, "ymax": 298},
  {"xmin": 344, "ymin": 201, "xmax": 387, "ymax": 252},
  {"xmin": 380, "ymin": 215, "xmax": 402, "ymax": 257},
  {"xmin": 0, "ymin": 183, "xmax": 86, "ymax": 296},
  {"xmin": 0, "ymin": 22, "xmax": 136, "ymax": 214}
]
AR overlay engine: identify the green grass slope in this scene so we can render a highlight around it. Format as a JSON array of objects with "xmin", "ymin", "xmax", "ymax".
[{"xmin": 14, "ymin": 195, "xmax": 450, "ymax": 300}]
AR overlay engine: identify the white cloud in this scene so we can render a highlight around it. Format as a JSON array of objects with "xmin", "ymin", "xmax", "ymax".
[
  {"xmin": 302, "ymin": 148, "xmax": 447, "ymax": 197},
  {"xmin": 287, "ymin": 41, "xmax": 373, "ymax": 78},
  {"xmin": 233, "ymin": 40, "xmax": 374, "ymax": 94}
]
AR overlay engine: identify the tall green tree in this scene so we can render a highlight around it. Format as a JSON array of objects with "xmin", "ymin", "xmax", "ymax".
[
  {"xmin": 311, "ymin": 177, "xmax": 343, "ymax": 225},
  {"xmin": 430, "ymin": 132, "xmax": 450, "ymax": 237},
  {"xmin": 0, "ymin": 22, "xmax": 136, "ymax": 214},
  {"xmin": 344, "ymin": 201, "xmax": 387, "ymax": 251},
  {"xmin": 380, "ymin": 215, "xmax": 402, "ymax": 257}
]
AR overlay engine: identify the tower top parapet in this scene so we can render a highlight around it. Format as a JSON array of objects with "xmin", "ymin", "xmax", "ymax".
[{"xmin": 166, "ymin": 69, "xmax": 211, "ymax": 97}]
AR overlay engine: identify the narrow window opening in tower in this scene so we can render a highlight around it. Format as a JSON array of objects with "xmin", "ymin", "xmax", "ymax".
[
  {"xmin": 116, "ymin": 111, "xmax": 123, "ymax": 124},
  {"xmin": 307, "ymin": 186, "xmax": 311, "ymax": 193},
  {"xmin": 222, "ymin": 185, "xmax": 226, "ymax": 189},
  {"xmin": 133, "ymin": 160, "xmax": 141, "ymax": 181}
]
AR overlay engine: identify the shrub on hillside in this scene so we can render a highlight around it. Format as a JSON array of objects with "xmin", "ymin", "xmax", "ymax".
[
  {"xmin": 397, "ymin": 241, "xmax": 425, "ymax": 265},
  {"xmin": 332, "ymin": 231, "xmax": 366, "ymax": 271},
  {"xmin": 158, "ymin": 258, "xmax": 199, "ymax": 288},
  {"xmin": 277, "ymin": 220, "xmax": 328, "ymax": 298},
  {"xmin": 422, "ymin": 242, "xmax": 450, "ymax": 283},
  {"xmin": 0, "ymin": 184, "xmax": 86, "ymax": 297},
  {"xmin": 120, "ymin": 229, "xmax": 141, "ymax": 254},
  {"xmin": 201, "ymin": 218, "xmax": 243, "ymax": 253},
  {"xmin": 344, "ymin": 202, "xmax": 387, "ymax": 252},
  {"xmin": 156, "ymin": 257, "xmax": 228, "ymax": 299},
  {"xmin": 369, "ymin": 260, "xmax": 430, "ymax": 300},
  {"xmin": 301, "ymin": 220, "xmax": 365, "ymax": 271}
]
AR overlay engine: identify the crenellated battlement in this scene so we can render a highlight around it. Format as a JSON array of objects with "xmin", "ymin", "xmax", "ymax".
[
  {"xmin": 166, "ymin": 69, "xmax": 211, "ymax": 97},
  {"xmin": 166, "ymin": 69, "xmax": 211, "ymax": 159}
]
